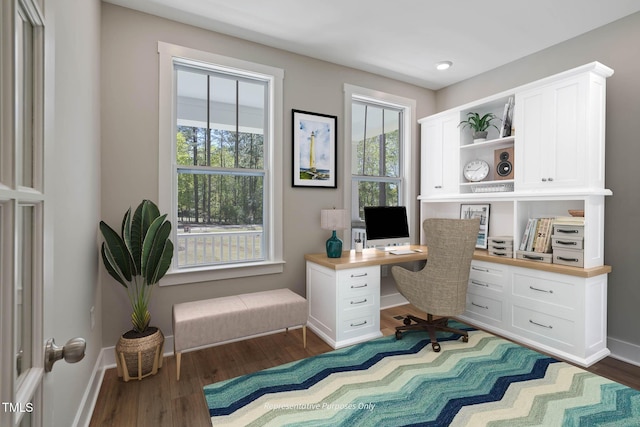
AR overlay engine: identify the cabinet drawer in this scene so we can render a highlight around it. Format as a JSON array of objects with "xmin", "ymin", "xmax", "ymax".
[
  {"xmin": 553, "ymin": 248, "xmax": 584, "ymax": 267},
  {"xmin": 469, "ymin": 261, "xmax": 508, "ymax": 289},
  {"xmin": 341, "ymin": 293, "xmax": 375, "ymax": 312},
  {"xmin": 339, "ymin": 266, "xmax": 379, "ymax": 296},
  {"xmin": 512, "ymin": 272, "xmax": 576, "ymax": 309},
  {"xmin": 466, "ymin": 293, "xmax": 502, "ymax": 322},
  {"xmin": 512, "ymin": 305, "xmax": 574, "ymax": 348},
  {"xmin": 339, "ymin": 312, "xmax": 378, "ymax": 340}
]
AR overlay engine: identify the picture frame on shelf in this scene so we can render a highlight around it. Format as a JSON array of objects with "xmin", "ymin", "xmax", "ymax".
[
  {"xmin": 292, "ymin": 109, "xmax": 337, "ymax": 188},
  {"xmin": 460, "ymin": 204, "xmax": 490, "ymax": 249}
]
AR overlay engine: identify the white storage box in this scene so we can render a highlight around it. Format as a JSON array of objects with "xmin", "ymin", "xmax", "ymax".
[
  {"xmin": 551, "ymin": 235, "xmax": 584, "ymax": 250},
  {"xmin": 516, "ymin": 250, "xmax": 552, "ymax": 264},
  {"xmin": 553, "ymin": 224, "xmax": 584, "ymax": 238},
  {"xmin": 553, "ymin": 248, "xmax": 584, "ymax": 267}
]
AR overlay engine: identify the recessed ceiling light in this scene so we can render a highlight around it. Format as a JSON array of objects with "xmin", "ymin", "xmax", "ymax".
[{"xmin": 436, "ymin": 61, "xmax": 453, "ymax": 71}]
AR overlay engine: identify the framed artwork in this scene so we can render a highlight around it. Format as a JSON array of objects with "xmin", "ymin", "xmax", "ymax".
[
  {"xmin": 460, "ymin": 204, "xmax": 490, "ymax": 249},
  {"xmin": 292, "ymin": 109, "xmax": 337, "ymax": 188}
]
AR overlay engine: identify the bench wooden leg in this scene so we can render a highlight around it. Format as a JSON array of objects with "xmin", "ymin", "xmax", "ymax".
[
  {"xmin": 176, "ymin": 352, "xmax": 182, "ymax": 381},
  {"xmin": 303, "ymin": 325, "xmax": 307, "ymax": 348}
]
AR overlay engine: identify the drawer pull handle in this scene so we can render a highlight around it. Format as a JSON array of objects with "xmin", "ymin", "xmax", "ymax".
[
  {"xmin": 557, "ymin": 256, "xmax": 579, "ymax": 262},
  {"xmin": 529, "ymin": 319, "xmax": 553, "ymax": 329},
  {"xmin": 556, "ymin": 240, "xmax": 577, "ymax": 246},
  {"xmin": 471, "ymin": 302, "xmax": 488, "ymax": 310},
  {"xmin": 351, "ymin": 273, "xmax": 368, "ymax": 278},
  {"xmin": 523, "ymin": 254, "xmax": 544, "ymax": 261},
  {"xmin": 471, "ymin": 280, "xmax": 489, "ymax": 287},
  {"xmin": 529, "ymin": 286, "xmax": 553, "ymax": 294},
  {"xmin": 351, "ymin": 284, "xmax": 368, "ymax": 289},
  {"xmin": 350, "ymin": 320, "xmax": 368, "ymax": 327},
  {"xmin": 493, "ymin": 246, "xmax": 506, "ymax": 250},
  {"xmin": 471, "ymin": 266, "xmax": 489, "ymax": 272},
  {"xmin": 556, "ymin": 229, "xmax": 579, "ymax": 234},
  {"xmin": 350, "ymin": 298, "xmax": 368, "ymax": 305},
  {"xmin": 493, "ymin": 240, "xmax": 506, "ymax": 244}
]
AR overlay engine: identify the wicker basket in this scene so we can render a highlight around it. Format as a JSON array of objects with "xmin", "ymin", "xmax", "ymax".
[{"xmin": 115, "ymin": 327, "xmax": 164, "ymax": 382}]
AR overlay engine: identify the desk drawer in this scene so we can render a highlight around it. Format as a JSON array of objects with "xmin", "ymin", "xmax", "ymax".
[
  {"xmin": 339, "ymin": 311, "xmax": 378, "ymax": 341},
  {"xmin": 339, "ymin": 266, "xmax": 379, "ymax": 297},
  {"xmin": 469, "ymin": 261, "xmax": 508, "ymax": 290},
  {"xmin": 341, "ymin": 293, "xmax": 375, "ymax": 312}
]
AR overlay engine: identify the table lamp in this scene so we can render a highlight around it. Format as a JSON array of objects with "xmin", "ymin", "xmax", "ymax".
[{"xmin": 320, "ymin": 208, "xmax": 348, "ymax": 258}]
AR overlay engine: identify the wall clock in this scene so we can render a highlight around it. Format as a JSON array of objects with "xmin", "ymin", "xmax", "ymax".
[{"xmin": 463, "ymin": 159, "xmax": 490, "ymax": 182}]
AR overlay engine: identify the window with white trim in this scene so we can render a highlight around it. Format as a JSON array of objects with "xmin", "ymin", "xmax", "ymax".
[
  {"xmin": 343, "ymin": 85, "xmax": 415, "ymax": 248},
  {"xmin": 158, "ymin": 43, "xmax": 284, "ymax": 284}
]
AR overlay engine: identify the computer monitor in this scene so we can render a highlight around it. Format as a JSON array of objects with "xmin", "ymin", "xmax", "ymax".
[{"xmin": 363, "ymin": 206, "xmax": 410, "ymax": 250}]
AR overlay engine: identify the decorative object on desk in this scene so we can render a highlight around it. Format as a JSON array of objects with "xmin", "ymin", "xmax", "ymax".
[
  {"xmin": 320, "ymin": 208, "xmax": 347, "ymax": 258},
  {"xmin": 458, "ymin": 112, "xmax": 500, "ymax": 143},
  {"xmin": 463, "ymin": 159, "xmax": 490, "ymax": 182},
  {"xmin": 292, "ymin": 109, "xmax": 337, "ymax": 188},
  {"xmin": 460, "ymin": 204, "xmax": 490, "ymax": 249},
  {"xmin": 354, "ymin": 238, "xmax": 363, "ymax": 253},
  {"xmin": 494, "ymin": 147, "xmax": 514, "ymax": 180},
  {"xmin": 99, "ymin": 199, "xmax": 173, "ymax": 381}
]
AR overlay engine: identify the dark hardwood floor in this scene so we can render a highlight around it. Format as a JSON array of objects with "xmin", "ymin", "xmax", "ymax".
[{"xmin": 89, "ymin": 304, "xmax": 640, "ymax": 426}]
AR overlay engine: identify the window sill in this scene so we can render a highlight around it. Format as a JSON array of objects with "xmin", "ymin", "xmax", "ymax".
[{"xmin": 159, "ymin": 260, "xmax": 286, "ymax": 286}]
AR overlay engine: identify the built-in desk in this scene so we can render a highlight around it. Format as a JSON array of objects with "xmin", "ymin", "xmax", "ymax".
[
  {"xmin": 305, "ymin": 247, "xmax": 612, "ymax": 366},
  {"xmin": 305, "ymin": 246, "xmax": 428, "ymax": 349}
]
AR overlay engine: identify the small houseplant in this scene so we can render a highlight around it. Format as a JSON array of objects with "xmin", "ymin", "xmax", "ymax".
[
  {"xmin": 458, "ymin": 112, "xmax": 500, "ymax": 142},
  {"xmin": 100, "ymin": 199, "xmax": 173, "ymax": 380}
]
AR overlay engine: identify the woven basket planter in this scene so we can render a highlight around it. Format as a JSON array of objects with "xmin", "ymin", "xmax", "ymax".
[{"xmin": 115, "ymin": 327, "xmax": 164, "ymax": 382}]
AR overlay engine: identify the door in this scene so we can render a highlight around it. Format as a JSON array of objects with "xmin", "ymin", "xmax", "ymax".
[{"xmin": 1, "ymin": 1, "xmax": 48, "ymax": 426}]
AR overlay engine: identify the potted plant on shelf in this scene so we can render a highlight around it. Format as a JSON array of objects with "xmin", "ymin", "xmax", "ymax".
[
  {"xmin": 100, "ymin": 199, "xmax": 174, "ymax": 381},
  {"xmin": 458, "ymin": 112, "xmax": 500, "ymax": 143}
]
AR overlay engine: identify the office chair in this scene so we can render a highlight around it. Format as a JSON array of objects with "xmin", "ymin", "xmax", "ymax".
[{"xmin": 391, "ymin": 218, "xmax": 480, "ymax": 352}]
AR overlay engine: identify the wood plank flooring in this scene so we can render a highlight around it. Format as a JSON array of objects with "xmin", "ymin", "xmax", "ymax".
[{"xmin": 89, "ymin": 304, "xmax": 640, "ymax": 426}]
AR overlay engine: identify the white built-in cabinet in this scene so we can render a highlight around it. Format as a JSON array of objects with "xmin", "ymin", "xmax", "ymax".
[{"xmin": 418, "ymin": 62, "xmax": 613, "ymax": 367}]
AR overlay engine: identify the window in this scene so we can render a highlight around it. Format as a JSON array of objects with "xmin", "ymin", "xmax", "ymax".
[
  {"xmin": 351, "ymin": 100, "xmax": 403, "ymax": 219},
  {"xmin": 158, "ymin": 43, "xmax": 284, "ymax": 284},
  {"xmin": 344, "ymin": 85, "xmax": 415, "ymax": 247}
]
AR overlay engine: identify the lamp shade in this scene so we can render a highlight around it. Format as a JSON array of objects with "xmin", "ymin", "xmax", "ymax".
[{"xmin": 320, "ymin": 209, "xmax": 348, "ymax": 230}]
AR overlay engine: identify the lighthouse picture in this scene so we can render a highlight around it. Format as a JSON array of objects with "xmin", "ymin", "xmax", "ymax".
[{"xmin": 292, "ymin": 110, "xmax": 337, "ymax": 188}]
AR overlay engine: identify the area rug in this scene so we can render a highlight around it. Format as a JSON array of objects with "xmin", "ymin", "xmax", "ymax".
[{"xmin": 203, "ymin": 323, "xmax": 640, "ymax": 426}]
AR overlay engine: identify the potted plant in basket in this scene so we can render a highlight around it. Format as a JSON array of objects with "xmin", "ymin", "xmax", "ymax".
[
  {"xmin": 458, "ymin": 112, "xmax": 500, "ymax": 143},
  {"xmin": 100, "ymin": 199, "xmax": 173, "ymax": 381}
]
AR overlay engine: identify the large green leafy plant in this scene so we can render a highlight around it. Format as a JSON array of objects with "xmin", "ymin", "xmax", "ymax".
[
  {"xmin": 458, "ymin": 112, "xmax": 500, "ymax": 133},
  {"xmin": 100, "ymin": 200, "xmax": 174, "ymax": 334}
]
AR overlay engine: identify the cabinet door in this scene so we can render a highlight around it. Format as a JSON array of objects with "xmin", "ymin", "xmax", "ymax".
[
  {"xmin": 420, "ymin": 113, "xmax": 459, "ymax": 196},
  {"xmin": 515, "ymin": 77, "xmax": 588, "ymax": 191}
]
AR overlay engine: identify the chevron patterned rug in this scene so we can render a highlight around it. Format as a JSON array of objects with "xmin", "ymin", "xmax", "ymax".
[{"xmin": 203, "ymin": 324, "xmax": 640, "ymax": 426}]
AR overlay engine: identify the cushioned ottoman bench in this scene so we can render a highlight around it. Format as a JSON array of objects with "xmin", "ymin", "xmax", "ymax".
[{"xmin": 172, "ymin": 288, "xmax": 308, "ymax": 380}]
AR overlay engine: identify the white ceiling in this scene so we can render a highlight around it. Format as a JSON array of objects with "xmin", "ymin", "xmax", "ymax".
[{"xmin": 105, "ymin": 0, "xmax": 640, "ymax": 90}]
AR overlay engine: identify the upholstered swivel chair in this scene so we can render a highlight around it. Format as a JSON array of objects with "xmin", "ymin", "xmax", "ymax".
[{"xmin": 391, "ymin": 218, "xmax": 480, "ymax": 352}]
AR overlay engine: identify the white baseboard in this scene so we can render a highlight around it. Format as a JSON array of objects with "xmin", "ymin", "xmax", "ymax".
[
  {"xmin": 607, "ymin": 336, "xmax": 640, "ymax": 367},
  {"xmin": 72, "ymin": 350, "xmax": 106, "ymax": 427},
  {"xmin": 381, "ymin": 293, "xmax": 408, "ymax": 309}
]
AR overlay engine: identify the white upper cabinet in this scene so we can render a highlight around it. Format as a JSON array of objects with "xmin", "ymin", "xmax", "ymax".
[
  {"xmin": 419, "ymin": 112, "xmax": 459, "ymax": 196},
  {"xmin": 514, "ymin": 67, "xmax": 611, "ymax": 192}
]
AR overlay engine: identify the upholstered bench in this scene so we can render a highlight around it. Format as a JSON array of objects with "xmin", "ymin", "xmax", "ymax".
[{"xmin": 172, "ymin": 288, "xmax": 308, "ymax": 380}]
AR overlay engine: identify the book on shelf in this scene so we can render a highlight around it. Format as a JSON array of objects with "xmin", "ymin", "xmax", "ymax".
[
  {"xmin": 554, "ymin": 216, "xmax": 585, "ymax": 225},
  {"xmin": 499, "ymin": 96, "xmax": 514, "ymax": 138},
  {"xmin": 519, "ymin": 217, "xmax": 554, "ymax": 253}
]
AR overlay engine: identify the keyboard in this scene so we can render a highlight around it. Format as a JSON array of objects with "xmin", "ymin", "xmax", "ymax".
[{"xmin": 389, "ymin": 249, "xmax": 418, "ymax": 255}]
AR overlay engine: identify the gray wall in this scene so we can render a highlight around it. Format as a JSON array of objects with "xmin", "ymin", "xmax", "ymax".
[
  {"xmin": 435, "ymin": 12, "xmax": 640, "ymax": 360},
  {"xmin": 100, "ymin": 3, "xmax": 435, "ymax": 347}
]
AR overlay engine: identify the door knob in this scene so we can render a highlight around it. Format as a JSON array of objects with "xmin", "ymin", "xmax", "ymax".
[{"xmin": 44, "ymin": 337, "xmax": 86, "ymax": 372}]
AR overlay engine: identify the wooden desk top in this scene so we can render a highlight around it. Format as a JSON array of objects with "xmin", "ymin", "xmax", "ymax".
[{"xmin": 305, "ymin": 246, "xmax": 612, "ymax": 278}]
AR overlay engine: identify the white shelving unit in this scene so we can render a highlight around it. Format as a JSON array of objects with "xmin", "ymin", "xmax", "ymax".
[{"xmin": 418, "ymin": 62, "xmax": 614, "ymax": 367}]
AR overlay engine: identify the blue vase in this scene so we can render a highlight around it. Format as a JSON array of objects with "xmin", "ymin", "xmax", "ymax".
[{"xmin": 326, "ymin": 230, "xmax": 343, "ymax": 258}]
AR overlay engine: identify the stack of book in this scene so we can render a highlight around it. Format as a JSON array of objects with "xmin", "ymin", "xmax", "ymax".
[{"xmin": 519, "ymin": 217, "xmax": 555, "ymax": 253}]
